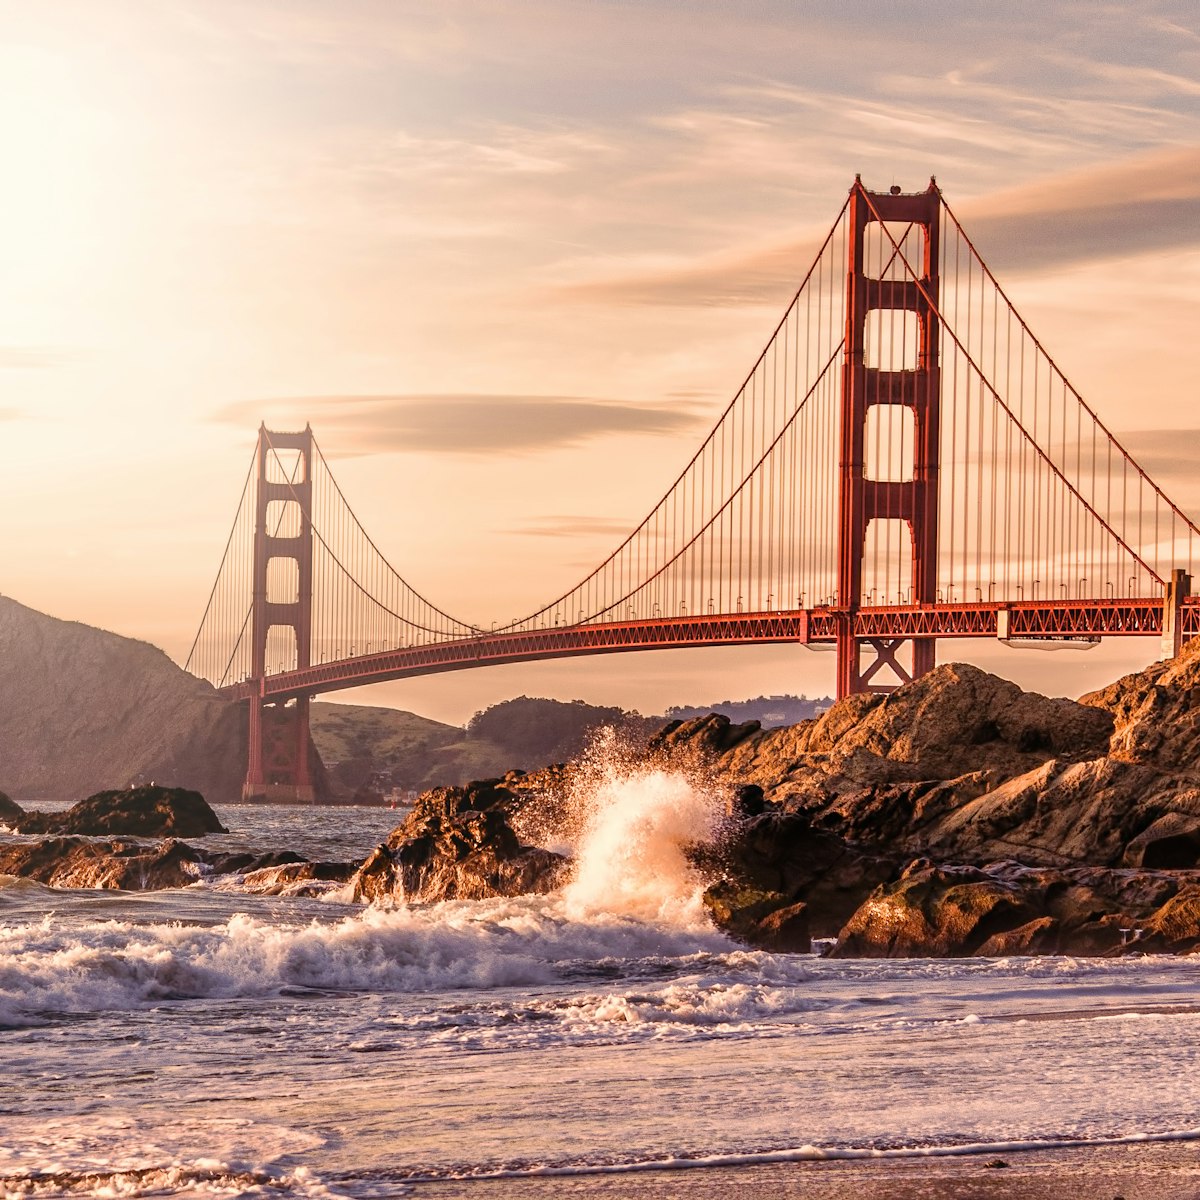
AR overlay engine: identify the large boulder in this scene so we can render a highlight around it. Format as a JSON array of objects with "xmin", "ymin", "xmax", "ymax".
[
  {"xmin": 830, "ymin": 861, "xmax": 1041, "ymax": 958},
  {"xmin": 717, "ymin": 664, "xmax": 1113, "ymax": 804},
  {"xmin": 15, "ymin": 785, "xmax": 227, "ymax": 838},
  {"xmin": 349, "ymin": 778, "xmax": 570, "ymax": 903},
  {"xmin": 1083, "ymin": 637, "xmax": 1200, "ymax": 774}
]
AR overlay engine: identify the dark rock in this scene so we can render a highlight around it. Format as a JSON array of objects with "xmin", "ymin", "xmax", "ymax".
[
  {"xmin": 16, "ymin": 785, "xmax": 227, "ymax": 838},
  {"xmin": 728, "ymin": 783, "xmax": 766, "ymax": 820},
  {"xmin": 649, "ymin": 713, "xmax": 762, "ymax": 758},
  {"xmin": 0, "ymin": 790, "xmax": 24, "ymax": 827},
  {"xmin": 1128, "ymin": 884, "xmax": 1200, "ymax": 953},
  {"xmin": 237, "ymin": 860, "xmax": 356, "ymax": 896},
  {"xmin": 349, "ymin": 779, "xmax": 570, "ymax": 903},
  {"xmin": 826, "ymin": 859, "xmax": 1200, "ymax": 958},
  {"xmin": 695, "ymin": 810, "xmax": 899, "ymax": 941},
  {"xmin": 1123, "ymin": 813, "xmax": 1200, "ymax": 869},
  {"xmin": 0, "ymin": 836, "xmax": 206, "ymax": 890}
]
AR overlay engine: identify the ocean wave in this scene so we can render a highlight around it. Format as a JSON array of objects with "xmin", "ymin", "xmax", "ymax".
[{"xmin": 0, "ymin": 896, "xmax": 734, "ymax": 1022}]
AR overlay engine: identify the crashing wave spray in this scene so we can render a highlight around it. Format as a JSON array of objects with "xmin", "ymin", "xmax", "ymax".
[{"xmin": 560, "ymin": 730, "xmax": 725, "ymax": 927}]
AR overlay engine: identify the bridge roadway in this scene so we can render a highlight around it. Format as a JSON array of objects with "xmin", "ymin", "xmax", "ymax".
[{"xmin": 218, "ymin": 596, "xmax": 1194, "ymax": 703}]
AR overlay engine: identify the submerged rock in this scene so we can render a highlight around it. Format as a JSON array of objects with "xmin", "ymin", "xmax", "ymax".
[{"xmin": 15, "ymin": 785, "xmax": 227, "ymax": 838}]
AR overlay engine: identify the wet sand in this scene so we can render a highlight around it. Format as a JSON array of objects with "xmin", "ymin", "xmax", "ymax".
[{"xmin": 417, "ymin": 1141, "xmax": 1200, "ymax": 1199}]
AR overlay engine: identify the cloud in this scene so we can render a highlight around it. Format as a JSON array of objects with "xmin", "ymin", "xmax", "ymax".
[
  {"xmin": 512, "ymin": 515, "xmax": 640, "ymax": 539},
  {"xmin": 559, "ymin": 145, "xmax": 1200, "ymax": 308},
  {"xmin": 216, "ymin": 393, "xmax": 708, "ymax": 455},
  {"xmin": 954, "ymin": 145, "xmax": 1200, "ymax": 272},
  {"xmin": 1115, "ymin": 429, "xmax": 1200, "ymax": 487}
]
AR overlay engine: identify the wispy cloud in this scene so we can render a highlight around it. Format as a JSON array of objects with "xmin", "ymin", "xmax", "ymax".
[
  {"xmin": 558, "ymin": 145, "xmax": 1200, "ymax": 308},
  {"xmin": 511, "ymin": 515, "xmax": 635, "ymax": 539},
  {"xmin": 216, "ymin": 394, "xmax": 708, "ymax": 455},
  {"xmin": 1116, "ymin": 428, "xmax": 1200, "ymax": 485}
]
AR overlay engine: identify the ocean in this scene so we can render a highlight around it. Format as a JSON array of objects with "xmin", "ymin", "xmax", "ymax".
[{"xmin": 2, "ymin": 762, "xmax": 1200, "ymax": 1198}]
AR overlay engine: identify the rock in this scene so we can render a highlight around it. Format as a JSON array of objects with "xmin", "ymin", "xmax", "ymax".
[
  {"xmin": 349, "ymin": 778, "xmax": 570, "ymax": 903},
  {"xmin": 15, "ymin": 785, "xmax": 227, "ymax": 838},
  {"xmin": 727, "ymin": 783, "xmax": 766, "ymax": 820},
  {"xmin": 1083, "ymin": 637, "xmax": 1200, "ymax": 774},
  {"xmin": 0, "ymin": 837, "xmax": 207, "ymax": 890},
  {"xmin": 649, "ymin": 713, "xmax": 762, "ymax": 759},
  {"xmin": 830, "ymin": 862, "xmax": 1039, "ymax": 958},
  {"xmin": 828, "ymin": 860, "xmax": 1200, "ymax": 958},
  {"xmin": 1123, "ymin": 813, "xmax": 1200, "ymax": 869},
  {"xmin": 676, "ymin": 660, "xmax": 1200, "ymax": 875},
  {"xmin": 237, "ymin": 861, "xmax": 356, "ymax": 896},
  {"xmin": 1129, "ymin": 885, "xmax": 1200, "ymax": 953},
  {"xmin": 752, "ymin": 901, "xmax": 811, "ymax": 953},
  {"xmin": 701, "ymin": 884, "xmax": 811, "ymax": 952},
  {"xmin": 0, "ymin": 791, "xmax": 24, "ymax": 827},
  {"xmin": 695, "ymin": 810, "xmax": 899, "ymax": 941}
]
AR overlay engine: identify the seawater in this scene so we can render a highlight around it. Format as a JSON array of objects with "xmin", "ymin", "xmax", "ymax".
[{"xmin": 2, "ymin": 759, "xmax": 1200, "ymax": 1198}]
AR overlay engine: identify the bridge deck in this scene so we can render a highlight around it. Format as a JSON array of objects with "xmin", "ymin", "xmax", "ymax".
[{"xmin": 218, "ymin": 597, "xmax": 1189, "ymax": 702}]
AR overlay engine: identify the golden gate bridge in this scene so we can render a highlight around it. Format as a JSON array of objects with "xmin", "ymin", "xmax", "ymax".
[{"xmin": 186, "ymin": 178, "xmax": 1200, "ymax": 801}]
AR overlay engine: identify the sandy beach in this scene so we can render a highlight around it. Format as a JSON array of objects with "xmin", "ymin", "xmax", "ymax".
[{"xmin": 418, "ymin": 1141, "xmax": 1200, "ymax": 1200}]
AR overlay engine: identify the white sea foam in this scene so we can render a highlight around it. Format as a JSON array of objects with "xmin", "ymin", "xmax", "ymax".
[
  {"xmin": 559, "ymin": 736, "xmax": 724, "ymax": 926},
  {"xmin": 0, "ymin": 1116, "xmax": 347, "ymax": 1200}
]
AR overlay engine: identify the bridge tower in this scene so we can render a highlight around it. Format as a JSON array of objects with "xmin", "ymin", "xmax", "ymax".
[
  {"xmin": 244, "ymin": 424, "xmax": 318, "ymax": 803},
  {"xmin": 837, "ymin": 178, "xmax": 941, "ymax": 696}
]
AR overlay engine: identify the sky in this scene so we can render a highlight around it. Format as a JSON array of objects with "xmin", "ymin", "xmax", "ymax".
[{"xmin": 4, "ymin": 0, "xmax": 1200, "ymax": 723}]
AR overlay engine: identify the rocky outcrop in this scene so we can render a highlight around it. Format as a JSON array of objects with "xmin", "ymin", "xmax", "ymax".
[
  {"xmin": 349, "ymin": 777, "xmax": 570, "ymax": 903},
  {"xmin": 830, "ymin": 860, "xmax": 1200, "ymax": 958},
  {"xmin": 0, "ymin": 837, "xmax": 209, "ymax": 890},
  {"xmin": 13, "ymin": 785, "xmax": 228, "ymax": 838},
  {"xmin": 665, "ymin": 654, "xmax": 1200, "ymax": 874}
]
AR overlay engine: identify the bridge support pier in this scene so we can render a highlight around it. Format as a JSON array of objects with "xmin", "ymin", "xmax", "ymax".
[
  {"xmin": 244, "ymin": 696, "xmax": 317, "ymax": 804},
  {"xmin": 836, "ymin": 178, "xmax": 941, "ymax": 697},
  {"xmin": 1161, "ymin": 568, "xmax": 1192, "ymax": 661}
]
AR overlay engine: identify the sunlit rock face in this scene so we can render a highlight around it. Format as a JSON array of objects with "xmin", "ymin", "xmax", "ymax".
[{"xmin": 828, "ymin": 860, "xmax": 1200, "ymax": 959}]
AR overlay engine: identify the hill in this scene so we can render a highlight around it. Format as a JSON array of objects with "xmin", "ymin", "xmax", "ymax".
[
  {"xmin": 663, "ymin": 694, "xmax": 831, "ymax": 727},
  {"xmin": 310, "ymin": 695, "xmax": 655, "ymax": 799},
  {"xmin": 0, "ymin": 595, "xmax": 245, "ymax": 804}
]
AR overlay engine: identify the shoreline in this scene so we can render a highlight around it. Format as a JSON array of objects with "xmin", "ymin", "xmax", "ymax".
[{"xmin": 414, "ymin": 1140, "xmax": 1200, "ymax": 1199}]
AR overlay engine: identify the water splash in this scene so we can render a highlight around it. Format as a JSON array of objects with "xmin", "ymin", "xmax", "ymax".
[{"xmin": 561, "ymin": 731, "xmax": 725, "ymax": 927}]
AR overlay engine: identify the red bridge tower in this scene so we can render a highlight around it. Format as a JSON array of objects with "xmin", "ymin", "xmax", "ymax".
[
  {"xmin": 245, "ymin": 424, "xmax": 319, "ymax": 802},
  {"xmin": 837, "ymin": 178, "xmax": 941, "ymax": 695}
]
